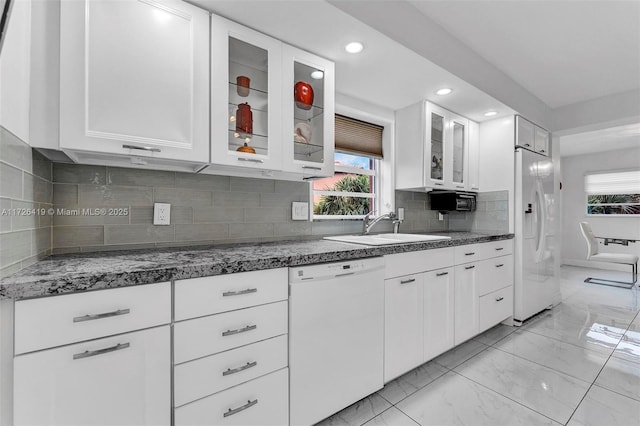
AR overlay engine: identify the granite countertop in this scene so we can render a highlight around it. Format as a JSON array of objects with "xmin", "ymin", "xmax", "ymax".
[{"xmin": 0, "ymin": 231, "xmax": 513, "ymax": 300}]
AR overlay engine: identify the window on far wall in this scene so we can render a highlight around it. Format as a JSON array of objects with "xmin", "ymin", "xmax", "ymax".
[
  {"xmin": 312, "ymin": 115, "xmax": 384, "ymax": 219},
  {"xmin": 585, "ymin": 170, "xmax": 640, "ymax": 216}
]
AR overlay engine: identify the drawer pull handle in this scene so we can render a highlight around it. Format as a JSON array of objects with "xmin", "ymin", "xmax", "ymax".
[
  {"xmin": 73, "ymin": 342, "xmax": 130, "ymax": 360},
  {"xmin": 496, "ymin": 297, "xmax": 505, "ymax": 302},
  {"xmin": 465, "ymin": 252, "xmax": 475, "ymax": 256},
  {"xmin": 237, "ymin": 157, "xmax": 264, "ymax": 163},
  {"xmin": 122, "ymin": 144, "xmax": 161, "ymax": 153},
  {"xmin": 222, "ymin": 288, "xmax": 258, "ymax": 297},
  {"xmin": 456, "ymin": 185, "xmax": 464, "ymax": 189},
  {"xmin": 400, "ymin": 278, "xmax": 416, "ymax": 284},
  {"xmin": 223, "ymin": 361, "xmax": 258, "ymax": 376},
  {"xmin": 222, "ymin": 324, "xmax": 257, "ymax": 337},
  {"xmin": 436, "ymin": 272, "xmax": 449, "ymax": 277},
  {"xmin": 496, "ymin": 264, "xmax": 505, "ymax": 268},
  {"xmin": 302, "ymin": 165, "xmax": 322, "ymax": 170},
  {"xmin": 465, "ymin": 265, "xmax": 476, "ymax": 270},
  {"xmin": 223, "ymin": 399, "xmax": 258, "ymax": 418},
  {"xmin": 73, "ymin": 308, "xmax": 130, "ymax": 323},
  {"xmin": 434, "ymin": 182, "xmax": 444, "ymax": 186},
  {"xmin": 495, "ymin": 247, "xmax": 504, "ymax": 251}
]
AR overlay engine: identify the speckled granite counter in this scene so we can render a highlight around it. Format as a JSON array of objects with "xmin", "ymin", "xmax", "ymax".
[{"xmin": 0, "ymin": 232, "xmax": 513, "ymax": 300}]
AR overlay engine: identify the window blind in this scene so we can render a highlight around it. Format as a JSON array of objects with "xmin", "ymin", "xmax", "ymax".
[
  {"xmin": 335, "ymin": 114, "xmax": 384, "ymax": 158},
  {"xmin": 584, "ymin": 171, "xmax": 640, "ymax": 194}
]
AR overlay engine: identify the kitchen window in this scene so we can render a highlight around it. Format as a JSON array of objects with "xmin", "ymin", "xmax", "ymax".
[
  {"xmin": 585, "ymin": 170, "xmax": 640, "ymax": 216},
  {"xmin": 313, "ymin": 114, "xmax": 384, "ymax": 219}
]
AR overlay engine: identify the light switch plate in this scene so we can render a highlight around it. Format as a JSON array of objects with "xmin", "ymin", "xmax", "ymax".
[
  {"xmin": 292, "ymin": 202, "xmax": 309, "ymax": 221},
  {"xmin": 153, "ymin": 203, "xmax": 171, "ymax": 225}
]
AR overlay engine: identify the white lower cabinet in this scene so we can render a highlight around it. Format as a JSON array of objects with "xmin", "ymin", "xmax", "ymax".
[
  {"xmin": 384, "ymin": 274, "xmax": 424, "ymax": 382},
  {"xmin": 174, "ymin": 368, "xmax": 289, "ymax": 426},
  {"xmin": 479, "ymin": 285, "xmax": 513, "ymax": 332},
  {"xmin": 454, "ymin": 262, "xmax": 480, "ymax": 345},
  {"xmin": 423, "ymin": 267, "xmax": 455, "ymax": 361},
  {"xmin": 14, "ymin": 326, "xmax": 170, "ymax": 426}
]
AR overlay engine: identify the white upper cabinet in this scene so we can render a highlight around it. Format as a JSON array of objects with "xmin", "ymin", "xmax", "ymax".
[
  {"xmin": 210, "ymin": 14, "xmax": 283, "ymax": 172},
  {"xmin": 467, "ymin": 120, "xmax": 480, "ymax": 191},
  {"xmin": 516, "ymin": 115, "xmax": 550, "ymax": 157},
  {"xmin": 281, "ymin": 45, "xmax": 335, "ymax": 178},
  {"xmin": 396, "ymin": 101, "xmax": 471, "ymax": 191},
  {"xmin": 59, "ymin": 0, "xmax": 210, "ymax": 171}
]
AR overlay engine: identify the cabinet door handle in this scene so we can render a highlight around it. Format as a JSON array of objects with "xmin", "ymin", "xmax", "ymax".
[
  {"xmin": 73, "ymin": 308, "xmax": 130, "ymax": 323},
  {"xmin": 495, "ymin": 264, "xmax": 504, "ymax": 268},
  {"xmin": 122, "ymin": 144, "xmax": 161, "ymax": 153},
  {"xmin": 223, "ymin": 399, "xmax": 258, "ymax": 418},
  {"xmin": 456, "ymin": 185, "xmax": 464, "ymax": 189},
  {"xmin": 524, "ymin": 143, "xmax": 531, "ymax": 147},
  {"xmin": 237, "ymin": 157, "xmax": 264, "ymax": 164},
  {"xmin": 495, "ymin": 297, "xmax": 504, "ymax": 302},
  {"xmin": 222, "ymin": 288, "xmax": 257, "ymax": 297},
  {"xmin": 436, "ymin": 271, "xmax": 449, "ymax": 276},
  {"xmin": 222, "ymin": 361, "xmax": 258, "ymax": 376},
  {"xmin": 400, "ymin": 278, "xmax": 416, "ymax": 284},
  {"xmin": 222, "ymin": 324, "xmax": 257, "ymax": 337},
  {"xmin": 465, "ymin": 252, "xmax": 475, "ymax": 256},
  {"xmin": 434, "ymin": 182, "xmax": 444, "ymax": 186},
  {"xmin": 539, "ymin": 149, "xmax": 545, "ymax": 153},
  {"xmin": 302, "ymin": 165, "xmax": 322, "ymax": 170},
  {"xmin": 495, "ymin": 247, "xmax": 504, "ymax": 251},
  {"xmin": 73, "ymin": 342, "xmax": 130, "ymax": 360},
  {"xmin": 465, "ymin": 265, "xmax": 476, "ymax": 270}
]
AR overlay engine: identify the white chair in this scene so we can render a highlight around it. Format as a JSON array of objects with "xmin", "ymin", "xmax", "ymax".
[{"xmin": 579, "ymin": 222, "xmax": 638, "ymax": 288}]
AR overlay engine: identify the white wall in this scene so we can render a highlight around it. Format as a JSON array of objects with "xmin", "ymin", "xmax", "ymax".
[{"xmin": 561, "ymin": 146, "xmax": 640, "ymax": 270}]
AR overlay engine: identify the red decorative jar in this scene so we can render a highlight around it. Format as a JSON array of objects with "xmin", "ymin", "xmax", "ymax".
[
  {"xmin": 235, "ymin": 103, "xmax": 253, "ymax": 136},
  {"xmin": 236, "ymin": 76, "xmax": 250, "ymax": 97},
  {"xmin": 294, "ymin": 81, "xmax": 314, "ymax": 110}
]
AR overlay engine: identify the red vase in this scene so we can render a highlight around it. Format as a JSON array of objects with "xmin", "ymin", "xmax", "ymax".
[
  {"xmin": 294, "ymin": 81, "xmax": 314, "ymax": 110},
  {"xmin": 235, "ymin": 103, "xmax": 253, "ymax": 136}
]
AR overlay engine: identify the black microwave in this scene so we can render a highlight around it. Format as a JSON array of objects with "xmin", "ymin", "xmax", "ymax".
[{"xmin": 428, "ymin": 190, "xmax": 477, "ymax": 212}]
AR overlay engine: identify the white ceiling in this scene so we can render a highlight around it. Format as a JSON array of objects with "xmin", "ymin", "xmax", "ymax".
[
  {"xmin": 190, "ymin": 0, "xmax": 640, "ymax": 156},
  {"xmin": 406, "ymin": 0, "xmax": 640, "ymax": 109}
]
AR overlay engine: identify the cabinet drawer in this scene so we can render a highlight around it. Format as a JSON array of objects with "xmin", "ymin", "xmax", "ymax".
[
  {"xmin": 454, "ymin": 239, "xmax": 513, "ymax": 264},
  {"xmin": 174, "ymin": 368, "xmax": 288, "ymax": 426},
  {"xmin": 479, "ymin": 285, "xmax": 513, "ymax": 333},
  {"xmin": 175, "ymin": 268, "xmax": 287, "ymax": 321},
  {"xmin": 174, "ymin": 335, "xmax": 287, "ymax": 407},
  {"xmin": 478, "ymin": 255, "xmax": 514, "ymax": 296},
  {"xmin": 14, "ymin": 326, "xmax": 170, "ymax": 426},
  {"xmin": 174, "ymin": 301, "xmax": 287, "ymax": 364},
  {"xmin": 384, "ymin": 247, "xmax": 453, "ymax": 278},
  {"xmin": 15, "ymin": 282, "xmax": 171, "ymax": 354}
]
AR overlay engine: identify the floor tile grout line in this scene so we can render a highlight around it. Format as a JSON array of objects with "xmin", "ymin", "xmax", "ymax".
[
  {"xmin": 520, "ymin": 325, "xmax": 619, "ymax": 357},
  {"xmin": 589, "ymin": 383, "xmax": 640, "ymax": 404},
  {"xmin": 444, "ymin": 369, "xmax": 564, "ymax": 425},
  {"xmin": 486, "ymin": 343, "xmax": 597, "ymax": 386}
]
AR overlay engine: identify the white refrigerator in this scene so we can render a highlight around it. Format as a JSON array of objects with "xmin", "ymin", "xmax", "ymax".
[{"xmin": 514, "ymin": 147, "xmax": 559, "ymax": 323}]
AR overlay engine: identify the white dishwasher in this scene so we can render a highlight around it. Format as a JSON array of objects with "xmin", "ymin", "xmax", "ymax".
[{"xmin": 289, "ymin": 257, "xmax": 385, "ymax": 426}]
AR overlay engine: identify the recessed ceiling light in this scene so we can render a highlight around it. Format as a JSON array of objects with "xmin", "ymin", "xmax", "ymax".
[
  {"xmin": 484, "ymin": 111, "xmax": 498, "ymax": 117},
  {"xmin": 345, "ymin": 42, "xmax": 364, "ymax": 54},
  {"xmin": 436, "ymin": 88, "xmax": 452, "ymax": 96},
  {"xmin": 310, "ymin": 70, "xmax": 324, "ymax": 80}
]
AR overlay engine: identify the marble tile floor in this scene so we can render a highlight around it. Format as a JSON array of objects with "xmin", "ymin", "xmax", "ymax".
[{"xmin": 316, "ymin": 266, "xmax": 640, "ymax": 426}]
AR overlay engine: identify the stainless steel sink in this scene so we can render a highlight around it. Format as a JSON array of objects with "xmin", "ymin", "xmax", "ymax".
[{"xmin": 323, "ymin": 233, "xmax": 451, "ymax": 246}]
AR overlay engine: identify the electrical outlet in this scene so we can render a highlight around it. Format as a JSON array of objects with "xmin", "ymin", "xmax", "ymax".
[
  {"xmin": 153, "ymin": 203, "xmax": 171, "ymax": 225},
  {"xmin": 292, "ymin": 202, "xmax": 309, "ymax": 221}
]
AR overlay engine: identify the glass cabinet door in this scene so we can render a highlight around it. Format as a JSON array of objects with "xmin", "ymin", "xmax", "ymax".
[
  {"xmin": 429, "ymin": 110, "xmax": 445, "ymax": 185},
  {"xmin": 451, "ymin": 118, "xmax": 466, "ymax": 188},
  {"xmin": 282, "ymin": 45, "xmax": 334, "ymax": 177},
  {"xmin": 210, "ymin": 15, "xmax": 282, "ymax": 170}
]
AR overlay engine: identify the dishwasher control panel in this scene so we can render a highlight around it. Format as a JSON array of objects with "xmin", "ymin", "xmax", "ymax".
[{"xmin": 289, "ymin": 257, "xmax": 385, "ymax": 282}]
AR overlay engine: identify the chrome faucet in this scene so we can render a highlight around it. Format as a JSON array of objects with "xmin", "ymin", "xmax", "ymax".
[{"xmin": 363, "ymin": 211, "xmax": 400, "ymax": 234}]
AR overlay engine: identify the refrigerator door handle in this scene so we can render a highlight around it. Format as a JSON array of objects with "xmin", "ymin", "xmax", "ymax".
[{"xmin": 534, "ymin": 180, "xmax": 547, "ymax": 263}]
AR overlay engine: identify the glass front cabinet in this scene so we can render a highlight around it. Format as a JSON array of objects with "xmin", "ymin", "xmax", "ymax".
[
  {"xmin": 210, "ymin": 15, "xmax": 334, "ymax": 177},
  {"xmin": 282, "ymin": 45, "xmax": 335, "ymax": 178},
  {"xmin": 210, "ymin": 15, "xmax": 283, "ymax": 171},
  {"xmin": 425, "ymin": 103, "xmax": 469, "ymax": 190}
]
